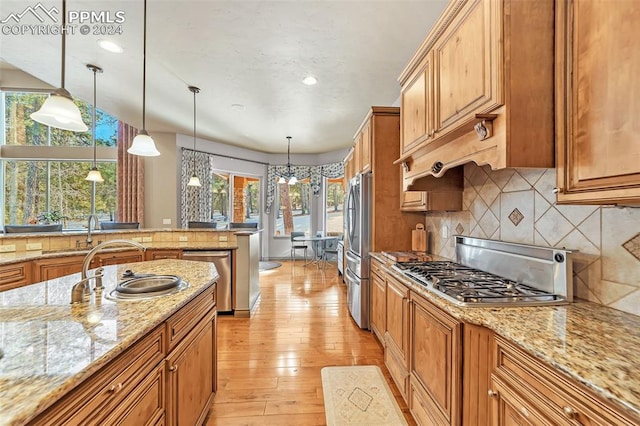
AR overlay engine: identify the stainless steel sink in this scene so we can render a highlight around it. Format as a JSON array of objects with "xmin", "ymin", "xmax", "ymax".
[{"xmin": 106, "ymin": 274, "xmax": 189, "ymax": 301}]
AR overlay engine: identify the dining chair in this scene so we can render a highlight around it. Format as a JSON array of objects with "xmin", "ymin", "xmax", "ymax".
[
  {"xmin": 320, "ymin": 237, "xmax": 340, "ymax": 269},
  {"xmin": 290, "ymin": 231, "xmax": 307, "ymax": 263}
]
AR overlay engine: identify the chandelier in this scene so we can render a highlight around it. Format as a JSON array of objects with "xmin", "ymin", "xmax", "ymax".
[{"xmin": 278, "ymin": 136, "xmax": 298, "ymax": 185}]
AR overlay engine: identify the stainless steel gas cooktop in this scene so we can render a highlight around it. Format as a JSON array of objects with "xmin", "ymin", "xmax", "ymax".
[{"xmin": 392, "ymin": 237, "xmax": 573, "ymax": 307}]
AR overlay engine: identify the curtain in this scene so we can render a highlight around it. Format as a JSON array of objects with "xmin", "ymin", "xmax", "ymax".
[
  {"xmin": 265, "ymin": 162, "xmax": 344, "ymax": 214},
  {"xmin": 117, "ymin": 122, "xmax": 145, "ymax": 224},
  {"xmin": 180, "ymin": 148, "xmax": 214, "ymax": 227}
]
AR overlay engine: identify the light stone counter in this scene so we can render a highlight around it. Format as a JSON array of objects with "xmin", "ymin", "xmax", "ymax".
[
  {"xmin": 370, "ymin": 252, "xmax": 640, "ymax": 420},
  {"xmin": 0, "ymin": 259, "xmax": 219, "ymax": 426}
]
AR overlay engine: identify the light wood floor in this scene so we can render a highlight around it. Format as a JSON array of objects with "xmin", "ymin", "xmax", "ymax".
[{"xmin": 205, "ymin": 260, "xmax": 415, "ymax": 425}]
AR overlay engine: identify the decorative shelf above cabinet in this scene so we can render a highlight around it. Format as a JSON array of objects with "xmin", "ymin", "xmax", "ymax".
[
  {"xmin": 555, "ymin": 0, "xmax": 640, "ymax": 205},
  {"xmin": 397, "ymin": 0, "xmax": 555, "ymax": 179}
]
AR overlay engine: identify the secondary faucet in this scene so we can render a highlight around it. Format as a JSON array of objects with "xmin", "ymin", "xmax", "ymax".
[
  {"xmin": 71, "ymin": 239, "xmax": 147, "ymax": 304},
  {"xmin": 86, "ymin": 214, "xmax": 99, "ymax": 246}
]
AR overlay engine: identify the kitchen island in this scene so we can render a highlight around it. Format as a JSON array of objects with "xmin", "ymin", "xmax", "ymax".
[{"xmin": 0, "ymin": 259, "xmax": 219, "ymax": 425}]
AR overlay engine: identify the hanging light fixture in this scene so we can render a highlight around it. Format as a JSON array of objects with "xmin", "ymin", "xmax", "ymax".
[
  {"xmin": 85, "ymin": 64, "xmax": 104, "ymax": 183},
  {"xmin": 278, "ymin": 136, "xmax": 298, "ymax": 185},
  {"xmin": 30, "ymin": 0, "xmax": 88, "ymax": 132},
  {"xmin": 187, "ymin": 86, "xmax": 201, "ymax": 187},
  {"xmin": 127, "ymin": 0, "xmax": 160, "ymax": 156}
]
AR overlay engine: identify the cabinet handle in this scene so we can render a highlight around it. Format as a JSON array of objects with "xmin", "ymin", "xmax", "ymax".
[
  {"xmin": 169, "ymin": 365, "xmax": 178, "ymax": 372},
  {"xmin": 487, "ymin": 389, "xmax": 499, "ymax": 398},
  {"xmin": 108, "ymin": 383, "xmax": 123, "ymax": 394},
  {"xmin": 552, "ymin": 187, "xmax": 560, "ymax": 194},
  {"xmin": 563, "ymin": 406, "xmax": 578, "ymax": 419},
  {"xmin": 431, "ymin": 161, "xmax": 444, "ymax": 174},
  {"xmin": 520, "ymin": 406, "xmax": 530, "ymax": 418}
]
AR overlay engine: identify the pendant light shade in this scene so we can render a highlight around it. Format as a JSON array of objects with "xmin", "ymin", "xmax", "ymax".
[
  {"xmin": 127, "ymin": 0, "xmax": 160, "ymax": 157},
  {"xmin": 30, "ymin": 0, "xmax": 87, "ymax": 132},
  {"xmin": 187, "ymin": 86, "xmax": 201, "ymax": 187},
  {"xmin": 85, "ymin": 64, "xmax": 104, "ymax": 183}
]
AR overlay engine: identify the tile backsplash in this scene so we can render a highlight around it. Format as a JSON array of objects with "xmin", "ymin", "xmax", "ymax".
[{"xmin": 426, "ymin": 162, "xmax": 640, "ymax": 317}]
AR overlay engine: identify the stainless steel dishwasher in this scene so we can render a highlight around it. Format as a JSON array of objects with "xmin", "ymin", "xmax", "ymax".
[{"xmin": 182, "ymin": 250, "xmax": 232, "ymax": 312}]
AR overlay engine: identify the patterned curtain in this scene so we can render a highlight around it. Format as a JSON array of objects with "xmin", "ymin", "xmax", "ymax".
[
  {"xmin": 180, "ymin": 148, "xmax": 214, "ymax": 227},
  {"xmin": 117, "ymin": 122, "xmax": 145, "ymax": 224},
  {"xmin": 265, "ymin": 162, "xmax": 344, "ymax": 214}
]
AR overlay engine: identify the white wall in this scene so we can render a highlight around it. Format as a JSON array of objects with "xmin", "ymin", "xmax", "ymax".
[{"xmin": 143, "ymin": 132, "xmax": 179, "ymax": 229}]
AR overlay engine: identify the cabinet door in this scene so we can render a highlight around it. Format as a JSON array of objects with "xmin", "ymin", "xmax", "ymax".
[
  {"xmin": 360, "ymin": 121, "xmax": 372, "ymax": 173},
  {"xmin": 401, "ymin": 54, "xmax": 432, "ymax": 154},
  {"xmin": 556, "ymin": 0, "xmax": 640, "ymax": 204},
  {"xmin": 410, "ymin": 293, "xmax": 462, "ymax": 425},
  {"xmin": 354, "ymin": 134, "xmax": 362, "ymax": 174},
  {"xmin": 434, "ymin": 0, "xmax": 501, "ymax": 134},
  {"xmin": 400, "ymin": 190, "xmax": 427, "ymax": 211},
  {"xmin": 32, "ymin": 255, "xmax": 86, "ymax": 281},
  {"xmin": 385, "ymin": 275, "xmax": 409, "ymax": 361},
  {"xmin": 166, "ymin": 309, "xmax": 216, "ymax": 426},
  {"xmin": 370, "ymin": 270, "xmax": 386, "ymax": 344},
  {"xmin": 489, "ymin": 376, "xmax": 554, "ymax": 426}
]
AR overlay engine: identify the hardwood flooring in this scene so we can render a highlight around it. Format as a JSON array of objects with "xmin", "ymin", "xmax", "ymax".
[{"xmin": 205, "ymin": 260, "xmax": 415, "ymax": 425}]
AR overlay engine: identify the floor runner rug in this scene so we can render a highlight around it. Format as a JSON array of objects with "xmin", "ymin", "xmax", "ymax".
[{"xmin": 321, "ymin": 365, "xmax": 408, "ymax": 425}]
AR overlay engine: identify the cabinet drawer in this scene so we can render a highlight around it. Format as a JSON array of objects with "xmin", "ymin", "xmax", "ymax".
[
  {"xmin": 385, "ymin": 344, "xmax": 409, "ymax": 403},
  {"xmin": 0, "ymin": 261, "xmax": 31, "ymax": 291},
  {"xmin": 370, "ymin": 258, "xmax": 386, "ymax": 279},
  {"xmin": 410, "ymin": 380, "xmax": 443, "ymax": 426},
  {"xmin": 102, "ymin": 363, "xmax": 165, "ymax": 426},
  {"xmin": 165, "ymin": 285, "xmax": 215, "ymax": 351},
  {"xmin": 493, "ymin": 335, "xmax": 639, "ymax": 426},
  {"xmin": 31, "ymin": 326, "xmax": 165, "ymax": 425}
]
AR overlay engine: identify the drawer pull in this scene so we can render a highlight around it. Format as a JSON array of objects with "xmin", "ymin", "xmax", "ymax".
[
  {"xmin": 487, "ymin": 389, "xmax": 499, "ymax": 398},
  {"xmin": 563, "ymin": 406, "xmax": 578, "ymax": 419},
  {"xmin": 169, "ymin": 365, "xmax": 178, "ymax": 372},
  {"xmin": 108, "ymin": 383, "xmax": 123, "ymax": 394},
  {"xmin": 520, "ymin": 406, "xmax": 530, "ymax": 418}
]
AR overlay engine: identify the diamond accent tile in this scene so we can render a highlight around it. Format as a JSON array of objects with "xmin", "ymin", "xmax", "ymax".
[
  {"xmin": 508, "ymin": 208, "xmax": 524, "ymax": 226},
  {"xmin": 622, "ymin": 233, "xmax": 640, "ymax": 261},
  {"xmin": 456, "ymin": 223, "xmax": 464, "ymax": 235}
]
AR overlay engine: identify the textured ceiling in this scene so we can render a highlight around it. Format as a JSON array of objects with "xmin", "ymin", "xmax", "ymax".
[{"xmin": 0, "ymin": 0, "xmax": 448, "ymax": 154}]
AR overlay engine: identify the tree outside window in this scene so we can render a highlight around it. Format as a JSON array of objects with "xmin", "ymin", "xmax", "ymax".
[{"xmin": 274, "ymin": 179, "xmax": 311, "ymax": 236}]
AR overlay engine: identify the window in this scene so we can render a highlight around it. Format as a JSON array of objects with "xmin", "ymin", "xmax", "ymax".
[
  {"xmin": 211, "ymin": 171, "xmax": 261, "ymax": 229},
  {"xmin": 274, "ymin": 179, "xmax": 311, "ymax": 236},
  {"xmin": 1, "ymin": 91, "xmax": 118, "ymax": 228},
  {"xmin": 325, "ymin": 178, "xmax": 344, "ymax": 236}
]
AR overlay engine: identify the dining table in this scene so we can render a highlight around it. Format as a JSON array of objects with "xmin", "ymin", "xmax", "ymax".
[{"xmin": 293, "ymin": 235, "xmax": 338, "ymax": 268}]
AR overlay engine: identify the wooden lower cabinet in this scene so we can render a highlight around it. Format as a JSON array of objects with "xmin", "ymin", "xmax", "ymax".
[
  {"xmin": 370, "ymin": 266, "xmax": 386, "ymax": 345},
  {"xmin": 0, "ymin": 261, "xmax": 31, "ymax": 291},
  {"xmin": 32, "ymin": 255, "xmax": 86, "ymax": 282},
  {"xmin": 409, "ymin": 292, "xmax": 462, "ymax": 426},
  {"xmin": 95, "ymin": 250, "xmax": 144, "ymax": 267},
  {"xmin": 166, "ymin": 308, "xmax": 217, "ymax": 426},
  {"xmin": 384, "ymin": 274, "xmax": 410, "ymax": 401},
  {"xmin": 490, "ymin": 335, "xmax": 640, "ymax": 426}
]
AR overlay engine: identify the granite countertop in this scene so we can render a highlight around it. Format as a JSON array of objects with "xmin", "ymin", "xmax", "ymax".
[
  {"xmin": 0, "ymin": 242, "xmax": 238, "ymax": 266},
  {"xmin": 0, "ymin": 228, "xmax": 262, "ymax": 240},
  {"xmin": 370, "ymin": 252, "xmax": 640, "ymax": 420},
  {"xmin": 0, "ymin": 259, "xmax": 219, "ymax": 426}
]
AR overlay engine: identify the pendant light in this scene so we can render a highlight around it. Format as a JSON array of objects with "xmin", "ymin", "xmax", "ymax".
[
  {"xmin": 187, "ymin": 86, "xmax": 201, "ymax": 187},
  {"xmin": 85, "ymin": 64, "xmax": 104, "ymax": 182},
  {"xmin": 30, "ymin": 0, "xmax": 88, "ymax": 132},
  {"xmin": 127, "ymin": 0, "xmax": 160, "ymax": 156},
  {"xmin": 278, "ymin": 136, "xmax": 297, "ymax": 185}
]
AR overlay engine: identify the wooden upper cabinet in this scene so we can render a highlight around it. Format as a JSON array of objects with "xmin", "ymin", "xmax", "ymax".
[
  {"xmin": 360, "ymin": 121, "xmax": 372, "ymax": 173},
  {"xmin": 400, "ymin": 54, "xmax": 432, "ymax": 155},
  {"xmin": 556, "ymin": 0, "xmax": 640, "ymax": 204},
  {"xmin": 343, "ymin": 148, "xmax": 355, "ymax": 185},
  {"xmin": 397, "ymin": 0, "xmax": 554, "ymax": 184},
  {"xmin": 434, "ymin": 0, "xmax": 500, "ymax": 134}
]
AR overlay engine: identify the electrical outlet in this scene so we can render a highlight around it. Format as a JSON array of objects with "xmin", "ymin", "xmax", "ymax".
[
  {"xmin": 162, "ymin": 218, "xmax": 172, "ymax": 225},
  {"xmin": 26, "ymin": 243, "xmax": 42, "ymax": 251},
  {"xmin": 219, "ymin": 235, "xmax": 228, "ymax": 242},
  {"xmin": 142, "ymin": 236, "xmax": 153, "ymax": 243},
  {"xmin": 132, "ymin": 237, "xmax": 142, "ymax": 242},
  {"xmin": 0, "ymin": 244, "xmax": 16, "ymax": 253},
  {"xmin": 441, "ymin": 226, "xmax": 448, "ymax": 239},
  {"xmin": 179, "ymin": 236, "xmax": 188, "ymax": 242}
]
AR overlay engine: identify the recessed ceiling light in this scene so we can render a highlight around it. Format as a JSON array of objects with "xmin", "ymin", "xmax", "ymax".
[
  {"xmin": 231, "ymin": 104, "xmax": 245, "ymax": 111},
  {"xmin": 97, "ymin": 39, "xmax": 123, "ymax": 53},
  {"xmin": 302, "ymin": 76, "xmax": 318, "ymax": 86}
]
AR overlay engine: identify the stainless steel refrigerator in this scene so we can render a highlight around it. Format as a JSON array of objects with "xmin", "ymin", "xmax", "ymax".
[{"xmin": 344, "ymin": 172, "xmax": 371, "ymax": 329}]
